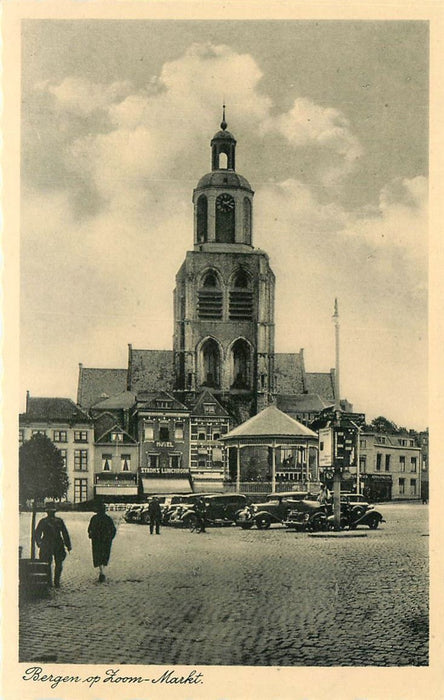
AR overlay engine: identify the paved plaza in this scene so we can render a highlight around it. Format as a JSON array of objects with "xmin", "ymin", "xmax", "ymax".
[{"xmin": 19, "ymin": 503, "xmax": 428, "ymax": 667}]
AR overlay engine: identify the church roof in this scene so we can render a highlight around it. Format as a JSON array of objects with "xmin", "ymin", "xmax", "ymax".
[
  {"xmin": 274, "ymin": 352, "xmax": 306, "ymax": 394},
  {"xmin": 276, "ymin": 393, "xmax": 334, "ymax": 414},
  {"xmin": 305, "ymin": 371, "xmax": 336, "ymax": 401},
  {"xmin": 220, "ymin": 405, "xmax": 317, "ymax": 441},
  {"xmin": 77, "ymin": 366, "xmax": 128, "ymax": 409},
  {"xmin": 196, "ymin": 171, "xmax": 252, "ymax": 191},
  {"xmin": 128, "ymin": 348, "xmax": 174, "ymax": 394}
]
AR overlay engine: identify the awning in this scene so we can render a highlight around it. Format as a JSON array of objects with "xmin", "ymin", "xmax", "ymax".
[
  {"xmin": 95, "ymin": 486, "xmax": 138, "ymax": 496},
  {"xmin": 141, "ymin": 478, "xmax": 192, "ymax": 494}
]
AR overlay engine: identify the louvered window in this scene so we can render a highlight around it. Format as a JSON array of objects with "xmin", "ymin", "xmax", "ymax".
[{"xmin": 229, "ymin": 290, "xmax": 253, "ymax": 320}]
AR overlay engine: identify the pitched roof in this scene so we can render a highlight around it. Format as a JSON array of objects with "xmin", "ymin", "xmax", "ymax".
[
  {"xmin": 274, "ymin": 352, "xmax": 305, "ymax": 394},
  {"xmin": 135, "ymin": 390, "xmax": 189, "ymax": 412},
  {"xmin": 276, "ymin": 393, "xmax": 334, "ymax": 414},
  {"xmin": 91, "ymin": 390, "xmax": 136, "ymax": 411},
  {"xmin": 20, "ymin": 397, "xmax": 91, "ymax": 424},
  {"xmin": 77, "ymin": 366, "xmax": 128, "ymax": 409},
  {"xmin": 305, "ymin": 371, "xmax": 336, "ymax": 401},
  {"xmin": 95, "ymin": 425, "xmax": 138, "ymax": 445},
  {"xmin": 128, "ymin": 348, "xmax": 174, "ymax": 394},
  {"xmin": 190, "ymin": 389, "xmax": 229, "ymax": 417},
  {"xmin": 220, "ymin": 405, "xmax": 317, "ymax": 441}
]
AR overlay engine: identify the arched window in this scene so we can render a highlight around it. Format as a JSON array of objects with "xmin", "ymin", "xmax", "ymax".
[
  {"xmin": 202, "ymin": 271, "xmax": 218, "ymax": 287},
  {"xmin": 218, "ymin": 152, "xmax": 228, "ymax": 169},
  {"xmin": 196, "ymin": 195, "xmax": 208, "ymax": 242},
  {"xmin": 233, "ymin": 268, "xmax": 249, "ymax": 288},
  {"xmin": 201, "ymin": 339, "xmax": 221, "ymax": 388},
  {"xmin": 198, "ymin": 270, "xmax": 222, "ymax": 318},
  {"xmin": 229, "ymin": 269, "xmax": 253, "ymax": 320},
  {"xmin": 243, "ymin": 197, "xmax": 252, "ymax": 239},
  {"xmin": 230, "ymin": 339, "xmax": 251, "ymax": 389},
  {"xmin": 216, "ymin": 193, "xmax": 235, "ymax": 243}
]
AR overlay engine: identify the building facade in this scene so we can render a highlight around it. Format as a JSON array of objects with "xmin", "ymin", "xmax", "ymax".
[
  {"xmin": 189, "ymin": 389, "xmax": 231, "ymax": 492},
  {"xmin": 358, "ymin": 431, "xmax": 422, "ymax": 501},
  {"xmin": 19, "ymin": 393, "xmax": 94, "ymax": 503}
]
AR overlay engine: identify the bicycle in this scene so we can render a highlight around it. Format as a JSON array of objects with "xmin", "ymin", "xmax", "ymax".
[{"xmin": 188, "ymin": 514, "xmax": 206, "ymax": 533}]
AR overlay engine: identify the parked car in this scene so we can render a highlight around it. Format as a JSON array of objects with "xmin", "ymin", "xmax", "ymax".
[
  {"xmin": 329, "ymin": 500, "xmax": 385, "ymax": 530},
  {"xmin": 284, "ymin": 499, "xmax": 329, "ymax": 531},
  {"xmin": 170, "ymin": 494, "xmax": 247, "ymax": 528},
  {"xmin": 124, "ymin": 505, "xmax": 145, "ymax": 523},
  {"xmin": 139, "ymin": 494, "xmax": 191, "ymax": 525},
  {"xmin": 164, "ymin": 493, "xmax": 214, "ymax": 526},
  {"xmin": 236, "ymin": 491, "xmax": 311, "ymax": 530}
]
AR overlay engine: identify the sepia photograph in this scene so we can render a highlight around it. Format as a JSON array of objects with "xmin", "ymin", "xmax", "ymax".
[{"xmin": 2, "ymin": 3, "xmax": 441, "ymax": 698}]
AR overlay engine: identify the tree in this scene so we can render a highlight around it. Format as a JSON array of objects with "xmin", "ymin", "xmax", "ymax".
[
  {"xmin": 19, "ymin": 433, "xmax": 69, "ymax": 558},
  {"xmin": 370, "ymin": 416, "xmax": 399, "ymax": 434},
  {"xmin": 19, "ymin": 433, "xmax": 69, "ymax": 502}
]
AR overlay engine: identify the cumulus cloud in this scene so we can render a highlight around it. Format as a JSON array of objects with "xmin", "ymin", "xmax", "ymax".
[{"xmin": 21, "ymin": 42, "xmax": 427, "ymax": 426}]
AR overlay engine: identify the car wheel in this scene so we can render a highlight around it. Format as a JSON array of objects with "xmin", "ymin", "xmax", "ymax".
[
  {"xmin": 240, "ymin": 523, "xmax": 253, "ymax": 530},
  {"xmin": 368, "ymin": 514, "xmax": 380, "ymax": 530},
  {"xmin": 310, "ymin": 514, "xmax": 324, "ymax": 532},
  {"xmin": 141, "ymin": 512, "xmax": 150, "ymax": 525},
  {"xmin": 256, "ymin": 515, "xmax": 271, "ymax": 530}
]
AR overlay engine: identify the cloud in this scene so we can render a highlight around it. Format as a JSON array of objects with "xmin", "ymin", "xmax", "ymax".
[{"xmin": 21, "ymin": 43, "xmax": 427, "ymax": 427}]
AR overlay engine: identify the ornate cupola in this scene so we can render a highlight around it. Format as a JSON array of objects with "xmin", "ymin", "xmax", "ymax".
[{"xmin": 193, "ymin": 107, "xmax": 254, "ymax": 248}]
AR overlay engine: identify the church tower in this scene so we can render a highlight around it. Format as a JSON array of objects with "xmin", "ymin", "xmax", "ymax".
[{"xmin": 173, "ymin": 110, "xmax": 275, "ymax": 417}]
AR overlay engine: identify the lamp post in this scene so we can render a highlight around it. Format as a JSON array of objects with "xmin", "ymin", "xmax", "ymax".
[{"xmin": 332, "ymin": 299, "xmax": 342, "ymax": 531}]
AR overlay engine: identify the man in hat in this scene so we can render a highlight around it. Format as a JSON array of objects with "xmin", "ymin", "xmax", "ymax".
[
  {"xmin": 147, "ymin": 496, "xmax": 162, "ymax": 535},
  {"xmin": 35, "ymin": 503, "xmax": 72, "ymax": 588}
]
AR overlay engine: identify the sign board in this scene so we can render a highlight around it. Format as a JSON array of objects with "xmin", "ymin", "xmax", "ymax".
[
  {"xmin": 334, "ymin": 426, "xmax": 357, "ymax": 467},
  {"xmin": 318, "ymin": 427, "xmax": 333, "ymax": 467}
]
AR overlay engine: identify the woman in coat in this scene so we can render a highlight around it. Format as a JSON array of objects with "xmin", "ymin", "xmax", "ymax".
[{"xmin": 88, "ymin": 502, "xmax": 116, "ymax": 582}]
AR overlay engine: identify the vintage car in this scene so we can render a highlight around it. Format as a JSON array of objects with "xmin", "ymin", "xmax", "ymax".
[
  {"xmin": 284, "ymin": 499, "xmax": 329, "ymax": 531},
  {"xmin": 330, "ymin": 499, "xmax": 385, "ymax": 530},
  {"xmin": 236, "ymin": 491, "xmax": 311, "ymax": 530},
  {"xmin": 170, "ymin": 493, "xmax": 247, "ymax": 528},
  {"xmin": 123, "ymin": 505, "xmax": 145, "ymax": 523},
  {"xmin": 139, "ymin": 494, "xmax": 191, "ymax": 525}
]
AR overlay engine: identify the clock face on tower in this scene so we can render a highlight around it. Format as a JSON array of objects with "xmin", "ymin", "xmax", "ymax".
[{"xmin": 216, "ymin": 193, "xmax": 235, "ymax": 212}]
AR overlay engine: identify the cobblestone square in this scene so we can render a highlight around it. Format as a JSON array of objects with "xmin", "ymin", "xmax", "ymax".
[{"xmin": 19, "ymin": 502, "xmax": 428, "ymax": 667}]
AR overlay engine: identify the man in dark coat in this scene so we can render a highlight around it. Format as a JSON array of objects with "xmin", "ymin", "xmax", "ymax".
[
  {"xmin": 148, "ymin": 496, "xmax": 162, "ymax": 535},
  {"xmin": 194, "ymin": 497, "xmax": 207, "ymax": 533},
  {"xmin": 35, "ymin": 503, "xmax": 72, "ymax": 588},
  {"xmin": 88, "ymin": 502, "xmax": 116, "ymax": 582}
]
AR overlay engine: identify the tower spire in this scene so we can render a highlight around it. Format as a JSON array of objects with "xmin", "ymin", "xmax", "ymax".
[{"xmin": 221, "ymin": 103, "xmax": 227, "ymax": 131}]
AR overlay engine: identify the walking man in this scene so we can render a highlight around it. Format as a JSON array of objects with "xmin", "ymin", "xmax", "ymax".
[
  {"xmin": 88, "ymin": 502, "xmax": 117, "ymax": 583},
  {"xmin": 35, "ymin": 503, "xmax": 72, "ymax": 588},
  {"xmin": 148, "ymin": 496, "xmax": 162, "ymax": 535}
]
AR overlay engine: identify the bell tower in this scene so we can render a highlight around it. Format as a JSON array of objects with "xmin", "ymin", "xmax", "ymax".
[{"xmin": 174, "ymin": 110, "xmax": 275, "ymax": 416}]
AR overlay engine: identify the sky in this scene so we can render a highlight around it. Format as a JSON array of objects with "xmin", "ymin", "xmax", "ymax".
[{"xmin": 20, "ymin": 20, "xmax": 428, "ymax": 429}]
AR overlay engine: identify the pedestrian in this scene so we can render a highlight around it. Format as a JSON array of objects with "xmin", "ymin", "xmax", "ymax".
[
  {"xmin": 317, "ymin": 483, "xmax": 332, "ymax": 506},
  {"xmin": 34, "ymin": 502, "xmax": 72, "ymax": 588},
  {"xmin": 194, "ymin": 497, "xmax": 207, "ymax": 533},
  {"xmin": 88, "ymin": 502, "xmax": 116, "ymax": 583},
  {"xmin": 148, "ymin": 496, "xmax": 162, "ymax": 535}
]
